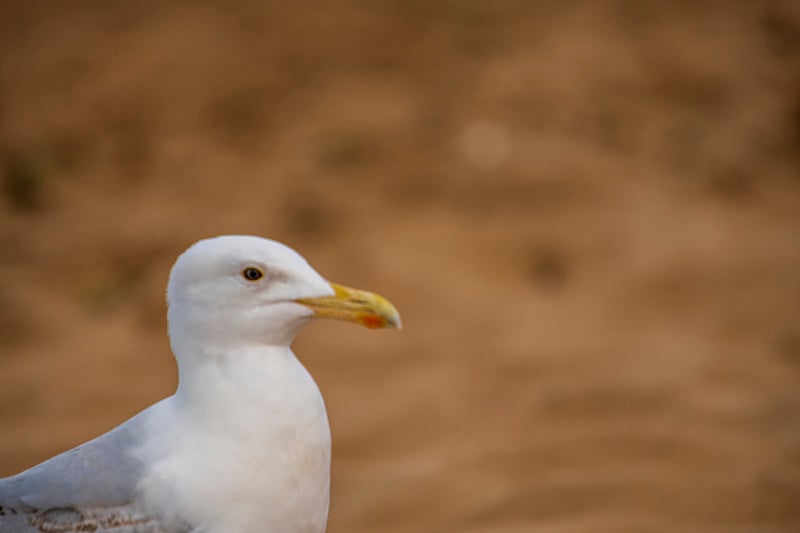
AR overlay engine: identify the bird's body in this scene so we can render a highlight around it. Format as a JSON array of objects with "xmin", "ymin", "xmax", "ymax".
[{"xmin": 0, "ymin": 236, "xmax": 399, "ymax": 532}]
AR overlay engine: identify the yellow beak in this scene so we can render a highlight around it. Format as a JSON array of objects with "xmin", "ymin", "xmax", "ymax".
[{"xmin": 295, "ymin": 283, "xmax": 402, "ymax": 330}]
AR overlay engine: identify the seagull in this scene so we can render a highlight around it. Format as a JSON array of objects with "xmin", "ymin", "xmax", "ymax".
[{"xmin": 0, "ymin": 235, "xmax": 400, "ymax": 532}]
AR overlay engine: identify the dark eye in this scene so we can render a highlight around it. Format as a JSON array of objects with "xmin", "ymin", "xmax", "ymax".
[{"xmin": 242, "ymin": 267, "xmax": 264, "ymax": 281}]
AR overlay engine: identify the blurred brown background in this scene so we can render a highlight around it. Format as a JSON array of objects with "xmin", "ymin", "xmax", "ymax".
[{"xmin": 1, "ymin": 1, "xmax": 800, "ymax": 531}]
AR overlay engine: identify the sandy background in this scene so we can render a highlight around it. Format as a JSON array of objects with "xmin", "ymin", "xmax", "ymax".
[{"xmin": 1, "ymin": 1, "xmax": 800, "ymax": 531}]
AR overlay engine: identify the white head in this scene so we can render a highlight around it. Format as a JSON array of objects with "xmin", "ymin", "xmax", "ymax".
[{"xmin": 166, "ymin": 235, "xmax": 400, "ymax": 359}]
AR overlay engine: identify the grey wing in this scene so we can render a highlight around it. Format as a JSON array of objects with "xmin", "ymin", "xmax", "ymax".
[
  {"xmin": 0, "ymin": 402, "xmax": 183, "ymax": 532},
  {"xmin": 0, "ymin": 504, "xmax": 177, "ymax": 532}
]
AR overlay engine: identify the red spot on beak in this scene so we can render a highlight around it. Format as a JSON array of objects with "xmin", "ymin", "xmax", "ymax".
[{"xmin": 361, "ymin": 315, "xmax": 385, "ymax": 329}]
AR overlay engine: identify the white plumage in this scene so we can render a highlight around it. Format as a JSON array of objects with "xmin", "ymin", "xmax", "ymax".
[{"xmin": 0, "ymin": 235, "xmax": 400, "ymax": 532}]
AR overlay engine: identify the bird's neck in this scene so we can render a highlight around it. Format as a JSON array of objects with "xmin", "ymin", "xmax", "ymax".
[
  {"xmin": 139, "ymin": 344, "xmax": 331, "ymax": 532},
  {"xmin": 173, "ymin": 344, "xmax": 319, "ymax": 418}
]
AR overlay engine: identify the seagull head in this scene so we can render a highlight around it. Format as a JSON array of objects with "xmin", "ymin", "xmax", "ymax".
[{"xmin": 166, "ymin": 235, "xmax": 400, "ymax": 352}]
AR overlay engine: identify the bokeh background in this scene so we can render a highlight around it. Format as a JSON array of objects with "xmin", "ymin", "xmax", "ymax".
[{"xmin": 1, "ymin": 1, "xmax": 800, "ymax": 531}]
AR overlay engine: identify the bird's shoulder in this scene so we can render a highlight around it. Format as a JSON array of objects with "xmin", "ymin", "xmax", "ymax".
[{"xmin": 0, "ymin": 400, "xmax": 167, "ymax": 513}]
